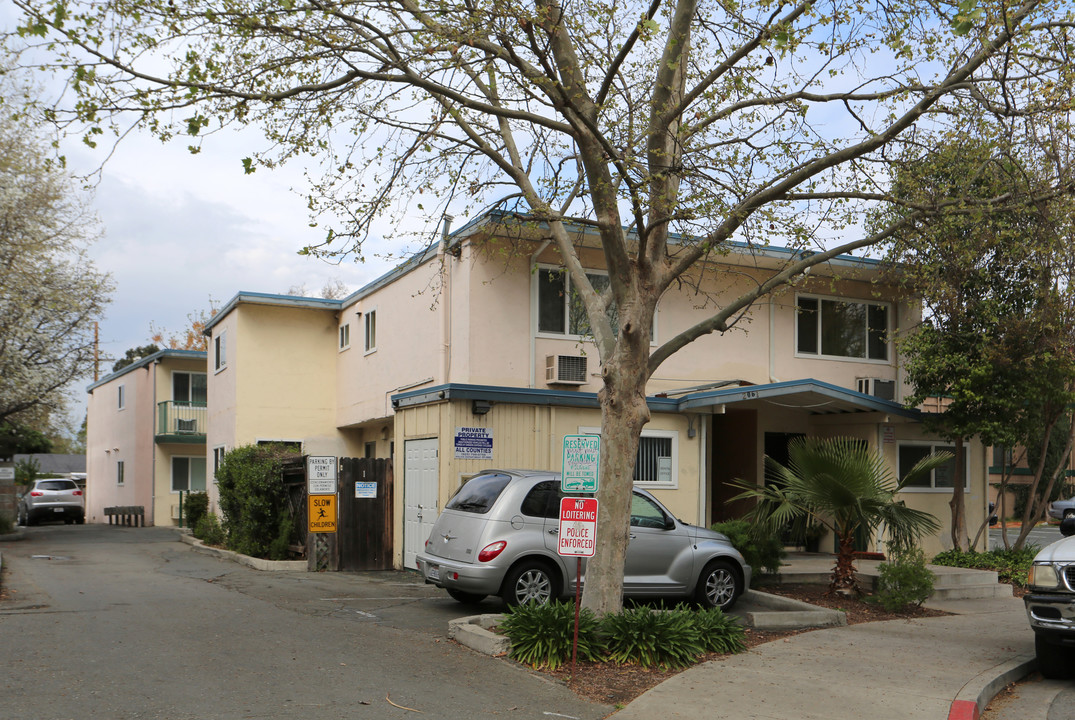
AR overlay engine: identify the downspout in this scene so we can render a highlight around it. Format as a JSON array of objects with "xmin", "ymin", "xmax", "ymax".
[
  {"xmin": 529, "ymin": 240, "xmax": 552, "ymax": 388},
  {"xmin": 698, "ymin": 414, "xmax": 708, "ymax": 527},
  {"xmin": 768, "ymin": 298, "xmax": 780, "ymax": 383},
  {"xmin": 438, "ymin": 216, "xmax": 454, "ymax": 383},
  {"xmin": 150, "ymin": 361, "xmax": 157, "ymax": 526}
]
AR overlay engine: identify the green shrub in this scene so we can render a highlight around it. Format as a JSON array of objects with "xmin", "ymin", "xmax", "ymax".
[
  {"xmin": 711, "ymin": 519, "xmax": 785, "ymax": 575},
  {"xmin": 875, "ymin": 546, "xmax": 935, "ymax": 611},
  {"xmin": 499, "ymin": 601, "xmax": 604, "ymax": 671},
  {"xmin": 194, "ymin": 512, "xmax": 226, "ymax": 546},
  {"xmin": 601, "ymin": 606, "xmax": 705, "ymax": 669},
  {"xmin": 215, "ymin": 444, "xmax": 300, "ymax": 559},
  {"xmin": 183, "ymin": 491, "xmax": 209, "ymax": 529},
  {"xmin": 932, "ymin": 546, "xmax": 1039, "ymax": 588},
  {"xmin": 0, "ymin": 512, "xmax": 13, "ymax": 535},
  {"xmin": 691, "ymin": 606, "xmax": 747, "ymax": 654}
]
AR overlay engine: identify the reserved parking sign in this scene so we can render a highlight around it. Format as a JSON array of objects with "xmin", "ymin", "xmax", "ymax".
[{"xmin": 557, "ymin": 497, "xmax": 599, "ymax": 557}]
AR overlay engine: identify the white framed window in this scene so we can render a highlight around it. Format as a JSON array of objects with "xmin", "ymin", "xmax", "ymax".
[
  {"xmin": 172, "ymin": 456, "xmax": 208, "ymax": 493},
  {"xmin": 579, "ymin": 426, "xmax": 679, "ymax": 488},
  {"xmin": 898, "ymin": 442, "xmax": 968, "ymax": 492},
  {"xmin": 364, "ymin": 310, "xmax": 377, "ymax": 353},
  {"xmin": 118, "ymin": 385, "xmax": 126, "ymax": 410},
  {"xmin": 212, "ymin": 446, "xmax": 227, "ymax": 484},
  {"xmin": 214, "ymin": 331, "xmax": 227, "ymax": 372},
  {"xmin": 339, "ymin": 323, "xmax": 351, "ymax": 351},
  {"xmin": 117, "ymin": 460, "xmax": 125, "ymax": 486},
  {"xmin": 536, "ymin": 266, "xmax": 655, "ymax": 341},
  {"xmin": 796, "ymin": 294, "xmax": 889, "ymax": 361},
  {"xmin": 173, "ymin": 371, "xmax": 207, "ymax": 405}
]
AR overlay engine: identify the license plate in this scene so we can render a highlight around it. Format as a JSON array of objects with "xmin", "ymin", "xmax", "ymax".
[
  {"xmin": 53, "ymin": 508, "xmax": 64, "ymax": 513},
  {"xmin": 427, "ymin": 564, "xmax": 440, "ymax": 581}
]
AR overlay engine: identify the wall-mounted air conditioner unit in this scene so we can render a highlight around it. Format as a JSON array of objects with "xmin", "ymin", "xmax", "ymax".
[
  {"xmin": 546, "ymin": 355, "xmax": 588, "ymax": 385},
  {"xmin": 856, "ymin": 378, "xmax": 896, "ymax": 401},
  {"xmin": 171, "ymin": 504, "xmax": 182, "ymax": 520}
]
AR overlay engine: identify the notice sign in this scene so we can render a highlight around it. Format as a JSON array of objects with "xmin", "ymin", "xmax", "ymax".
[
  {"xmin": 454, "ymin": 427, "xmax": 493, "ymax": 460},
  {"xmin": 557, "ymin": 497, "xmax": 599, "ymax": 557},
  {"xmin": 307, "ymin": 456, "xmax": 338, "ymax": 495},
  {"xmin": 561, "ymin": 435, "xmax": 600, "ymax": 492},
  {"xmin": 355, "ymin": 482, "xmax": 377, "ymax": 499},
  {"xmin": 308, "ymin": 494, "xmax": 337, "ymax": 533}
]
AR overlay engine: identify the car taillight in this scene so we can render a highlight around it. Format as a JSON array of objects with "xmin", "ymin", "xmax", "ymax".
[
  {"xmin": 478, "ymin": 541, "xmax": 507, "ymax": 562},
  {"xmin": 30, "ymin": 491, "xmax": 43, "ymax": 496},
  {"xmin": 73, "ymin": 490, "xmax": 83, "ymax": 496}
]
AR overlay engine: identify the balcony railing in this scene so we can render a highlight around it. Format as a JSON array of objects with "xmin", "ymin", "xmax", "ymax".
[{"xmin": 156, "ymin": 401, "xmax": 207, "ymax": 443}]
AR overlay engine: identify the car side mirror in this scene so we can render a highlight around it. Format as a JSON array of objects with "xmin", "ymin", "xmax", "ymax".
[{"xmin": 1062, "ymin": 517, "xmax": 1075, "ymax": 537}]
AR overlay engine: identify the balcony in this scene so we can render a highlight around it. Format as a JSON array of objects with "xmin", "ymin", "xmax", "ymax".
[{"xmin": 156, "ymin": 402, "xmax": 207, "ymax": 444}]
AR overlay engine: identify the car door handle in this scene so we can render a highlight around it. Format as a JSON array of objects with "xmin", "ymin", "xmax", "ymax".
[{"xmin": 548, "ymin": 528, "xmax": 559, "ymax": 535}]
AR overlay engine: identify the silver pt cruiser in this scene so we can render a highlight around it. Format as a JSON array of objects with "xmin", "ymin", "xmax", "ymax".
[{"xmin": 416, "ymin": 469, "xmax": 751, "ymax": 609}]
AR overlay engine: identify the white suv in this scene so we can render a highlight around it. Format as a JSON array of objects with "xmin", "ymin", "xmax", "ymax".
[
  {"xmin": 17, "ymin": 479, "xmax": 86, "ymax": 526},
  {"xmin": 1024, "ymin": 518, "xmax": 1075, "ymax": 678}
]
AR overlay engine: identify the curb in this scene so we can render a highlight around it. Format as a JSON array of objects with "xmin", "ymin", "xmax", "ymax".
[
  {"xmin": 947, "ymin": 653, "xmax": 1036, "ymax": 720},
  {"xmin": 736, "ymin": 589, "xmax": 847, "ymax": 630},
  {"xmin": 449, "ymin": 614, "xmax": 511, "ymax": 656},
  {"xmin": 179, "ymin": 533, "xmax": 308, "ymax": 572}
]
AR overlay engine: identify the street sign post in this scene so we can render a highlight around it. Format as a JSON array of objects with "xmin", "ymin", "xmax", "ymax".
[{"xmin": 557, "ymin": 495, "xmax": 599, "ymax": 677}]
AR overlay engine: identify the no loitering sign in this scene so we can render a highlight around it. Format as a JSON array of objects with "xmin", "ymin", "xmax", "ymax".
[{"xmin": 557, "ymin": 497, "xmax": 599, "ymax": 557}]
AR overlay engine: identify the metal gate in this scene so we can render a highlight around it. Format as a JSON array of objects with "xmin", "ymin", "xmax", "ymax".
[{"xmin": 337, "ymin": 457, "xmax": 394, "ymax": 571}]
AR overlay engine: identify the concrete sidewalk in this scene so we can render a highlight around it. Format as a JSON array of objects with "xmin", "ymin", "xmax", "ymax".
[{"xmin": 613, "ymin": 556, "xmax": 1034, "ymax": 720}]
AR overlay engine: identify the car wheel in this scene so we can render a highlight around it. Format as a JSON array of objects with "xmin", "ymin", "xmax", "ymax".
[
  {"xmin": 1064, "ymin": 509, "xmax": 1075, "ymax": 520},
  {"xmin": 446, "ymin": 589, "xmax": 487, "ymax": 604},
  {"xmin": 501, "ymin": 561, "xmax": 558, "ymax": 606},
  {"xmin": 1036, "ymin": 635, "xmax": 1071, "ymax": 679},
  {"xmin": 696, "ymin": 559, "xmax": 741, "ymax": 611},
  {"xmin": 75, "ymin": 516, "xmax": 85, "ymax": 525}
]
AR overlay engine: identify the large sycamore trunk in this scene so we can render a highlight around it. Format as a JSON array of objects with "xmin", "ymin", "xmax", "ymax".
[{"xmin": 580, "ymin": 330, "xmax": 652, "ymax": 616}]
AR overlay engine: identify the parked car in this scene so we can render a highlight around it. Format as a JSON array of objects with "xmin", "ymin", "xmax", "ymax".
[
  {"xmin": 416, "ymin": 469, "xmax": 751, "ymax": 609},
  {"xmin": 1024, "ymin": 517, "xmax": 1075, "ymax": 678},
  {"xmin": 17, "ymin": 479, "xmax": 85, "ymax": 526},
  {"xmin": 1047, "ymin": 496, "xmax": 1075, "ymax": 521}
]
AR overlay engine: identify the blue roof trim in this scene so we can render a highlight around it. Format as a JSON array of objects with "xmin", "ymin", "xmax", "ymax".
[
  {"xmin": 87, "ymin": 349, "xmax": 207, "ymax": 392},
  {"xmin": 391, "ymin": 379, "xmax": 918, "ymax": 418}
]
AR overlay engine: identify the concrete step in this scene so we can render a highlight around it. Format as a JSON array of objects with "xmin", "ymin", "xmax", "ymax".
[
  {"xmin": 927, "ymin": 566, "xmax": 1001, "ymax": 587},
  {"xmin": 929, "ymin": 582, "xmax": 1013, "ymax": 601}
]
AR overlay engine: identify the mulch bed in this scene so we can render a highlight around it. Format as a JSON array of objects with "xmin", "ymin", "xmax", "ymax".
[{"xmin": 538, "ymin": 582, "xmax": 960, "ymax": 707}]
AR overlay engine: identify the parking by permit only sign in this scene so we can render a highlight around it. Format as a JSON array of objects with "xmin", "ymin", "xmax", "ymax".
[
  {"xmin": 307, "ymin": 456, "xmax": 338, "ymax": 495},
  {"xmin": 557, "ymin": 497, "xmax": 599, "ymax": 557}
]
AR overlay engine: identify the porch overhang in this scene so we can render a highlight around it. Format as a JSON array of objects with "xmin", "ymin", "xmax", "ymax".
[{"xmin": 391, "ymin": 379, "xmax": 919, "ymax": 420}]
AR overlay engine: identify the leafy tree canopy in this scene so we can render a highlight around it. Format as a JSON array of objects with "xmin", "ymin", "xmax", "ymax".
[{"xmin": 0, "ymin": 83, "xmax": 113, "ymax": 428}]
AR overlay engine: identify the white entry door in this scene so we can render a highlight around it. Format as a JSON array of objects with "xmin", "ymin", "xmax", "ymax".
[{"xmin": 404, "ymin": 438, "xmax": 440, "ymax": 569}]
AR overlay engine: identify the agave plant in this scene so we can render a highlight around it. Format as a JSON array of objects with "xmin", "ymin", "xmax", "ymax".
[{"xmin": 732, "ymin": 437, "xmax": 946, "ymax": 595}]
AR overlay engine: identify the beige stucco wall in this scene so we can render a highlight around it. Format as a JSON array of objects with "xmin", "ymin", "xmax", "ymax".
[
  {"xmin": 85, "ymin": 366, "xmax": 156, "ymax": 523},
  {"xmin": 206, "ymin": 302, "xmax": 351, "ymax": 510},
  {"xmin": 337, "ymin": 259, "xmax": 445, "ymax": 428}
]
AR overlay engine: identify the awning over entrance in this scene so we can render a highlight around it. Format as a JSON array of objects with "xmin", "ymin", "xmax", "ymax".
[{"xmin": 392, "ymin": 378, "xmax": 920, "ymax": 420}]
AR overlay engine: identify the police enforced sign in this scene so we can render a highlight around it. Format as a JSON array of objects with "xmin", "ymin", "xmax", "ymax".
[{"xmin": 557, "ymin": 497, "xmax": 599, "ymax": 557}]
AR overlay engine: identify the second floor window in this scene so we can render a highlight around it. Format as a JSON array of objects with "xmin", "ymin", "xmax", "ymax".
[
  {"xmin": 796, "ymin": 295, "xmax": 889, "ymax": 361},
  {"xmin": 365, "ymin": 310, "xmax": 377, "ymax": 352},
  {"xmin": 173, "ymin": 372, "xmax": 207, "ymax": 405},
  {"xmin": 538, "ymin": 268, "xmax": 618, "ymax": 337},
  {"xmin": 340, "ymin": 323, "xmax": 351, "ymax": 350},
  {"xmin": 214, "ymin": 332, "xmax": 227, "ymax": 371},
  {"xmin": 118, "ymin": 385, "xmax": 126, "ymax": 410}
]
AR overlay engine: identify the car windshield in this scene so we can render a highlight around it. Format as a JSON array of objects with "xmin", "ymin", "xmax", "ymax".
[
  {"xmin": 37, "ymin": 480, "xmax": 77, "ymax": 491},
  {"xmin": 445, "ymin": 473, "xmax": 511, "ymax": 514}
]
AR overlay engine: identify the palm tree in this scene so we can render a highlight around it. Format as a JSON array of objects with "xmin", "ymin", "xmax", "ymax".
[{"xmin": 732, "ymin": 437, "xmax": 947, "ymax": 595}]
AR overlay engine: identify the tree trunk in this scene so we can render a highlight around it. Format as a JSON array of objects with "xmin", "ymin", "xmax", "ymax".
[
  {"xmin": 949, "ymin": 437, "xmax": 968, "ymax": 551},
  {"xmin": 830, "ymin": 530, "xmax": 859, "ymax": 595},
  {"xmin": 580, "ymin": 326, "xmax": 652, "ymax": 616}
]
